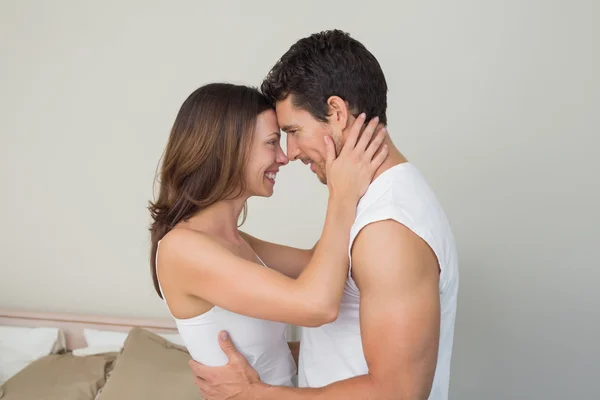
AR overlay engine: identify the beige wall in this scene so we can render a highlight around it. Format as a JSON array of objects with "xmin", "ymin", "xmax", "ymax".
[{"xmin": 1, "ymin": 1, "xmax": 598, "ymax": 399}]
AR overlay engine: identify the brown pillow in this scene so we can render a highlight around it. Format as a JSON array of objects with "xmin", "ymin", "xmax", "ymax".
[
  {"xmin": 97, "ymin": 327, "xmax": 201, "ymax": 400},
  {"xmin": 0, "ymin": 352, "xmax": 117, "ymax": 400}
]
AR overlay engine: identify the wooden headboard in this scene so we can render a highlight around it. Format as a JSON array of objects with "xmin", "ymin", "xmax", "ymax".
[{"xmin": 0, "ymin": 308, "xmax": 177, "ymax": 350}]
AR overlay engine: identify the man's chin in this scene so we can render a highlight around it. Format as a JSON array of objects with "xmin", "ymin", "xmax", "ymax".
[
  {"xmin": 309, "ymin": 163, "xmax": 327, "ymax": 184},
  {"xmin": 316, "ymin": 172, "xmax": 327, "ymax": 185}
]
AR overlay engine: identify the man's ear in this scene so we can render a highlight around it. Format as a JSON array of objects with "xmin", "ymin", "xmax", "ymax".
[{"xmin": 326, "ymin": 96, "xmax": 351, "ymax": 133}]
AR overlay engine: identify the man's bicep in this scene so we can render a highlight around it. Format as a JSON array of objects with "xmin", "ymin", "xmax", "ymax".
[{"xmin": 352, "ymin": 220, "xmax": 441, "ymax": 398}]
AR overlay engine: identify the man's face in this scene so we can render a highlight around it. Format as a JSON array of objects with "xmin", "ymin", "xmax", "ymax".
[{"xmin": 275, "ymin": 96, "xmax": 343, "ymax": 184}]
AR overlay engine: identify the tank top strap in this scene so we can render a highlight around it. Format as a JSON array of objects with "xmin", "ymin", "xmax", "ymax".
[
  {"xmin": 155, "ymin": 240, "xmax": 168, "ymax": 301},
  {"xmin": 252, "ymin": 249, "xmax": 268, "ymax": 268},
  {"xmin": 240, "ymin": 236, "xmax": 268, "ymax": 268}
]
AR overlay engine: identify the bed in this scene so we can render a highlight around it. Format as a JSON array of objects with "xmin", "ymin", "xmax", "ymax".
[{"xmin": 0, "ymin": 308, "xmax": 202, "ymax": 399}]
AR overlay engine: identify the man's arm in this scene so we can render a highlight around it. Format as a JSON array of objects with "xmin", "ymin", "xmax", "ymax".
[
  {"xmin": 191, "ymin": 220, "xmax": 441, "ymax": 400},
  {"xmin": 253, "ymin": 220, "xmax": 441, "ymax": 399}
]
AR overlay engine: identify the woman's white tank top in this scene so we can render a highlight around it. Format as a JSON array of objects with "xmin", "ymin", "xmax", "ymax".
[{"xmin": 156, "ymin": 241, "xmax": 296, "ymax": 387}]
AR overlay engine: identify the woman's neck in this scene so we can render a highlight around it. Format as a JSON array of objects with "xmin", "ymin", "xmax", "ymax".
[{"xmin": 183, "ymin": 197, "xmax": 248, "ymax": 243}]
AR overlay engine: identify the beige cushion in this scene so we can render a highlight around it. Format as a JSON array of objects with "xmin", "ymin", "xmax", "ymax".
[
  {"xmin": 0, "ymin": 352, "xmax": 117, "ymax": 400},
  {"xmin": 97, "ymin": 327, "xmax": 201, "ymax": 400}
]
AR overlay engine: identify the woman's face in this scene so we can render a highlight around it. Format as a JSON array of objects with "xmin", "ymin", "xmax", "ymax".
[{"xmin": 244, "ymin": 109, "xmax": 289, "ymax": 198}]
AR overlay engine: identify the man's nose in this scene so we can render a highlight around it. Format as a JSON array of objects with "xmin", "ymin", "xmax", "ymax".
[{"xmin": 286, "ymin": 138, "xmax": 300, "ymax": 161}]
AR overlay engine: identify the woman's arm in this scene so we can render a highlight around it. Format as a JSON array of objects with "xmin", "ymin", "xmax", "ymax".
[
  {"xmin": 161, "ymin": 195, "xmax": 356, "ymax": 327},
  {"xmin": 239, "ymin": 231, "xmax": 316, "ymax": 279},
  {"xmin": 159, "ymin": 115, "xmax": 387, "ymax": 327}
]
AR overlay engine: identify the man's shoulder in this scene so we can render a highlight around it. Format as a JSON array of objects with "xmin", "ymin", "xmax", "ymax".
[
  {"xmin": 353, "ymin": 162, "xmax": 428, "ymax": 227},
  {"xmin": 350, "ymin": 219, "xmax": 440, "ymax": 293},
  {"xmin": 352, "ymin": 218, "xmax": 425, "ymax": 259},
  {"xmin": 351, "ymin": 162, "xmax": 453, "ymax": 252},
  {"xmin": 350, "ymin": 191, "xmax": 408, "ymax": 249}
]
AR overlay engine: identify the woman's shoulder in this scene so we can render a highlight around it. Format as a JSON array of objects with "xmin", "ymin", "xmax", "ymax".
[{"xmin": 159, "ymin": 228, "xmax": 225, "ymax": 262}]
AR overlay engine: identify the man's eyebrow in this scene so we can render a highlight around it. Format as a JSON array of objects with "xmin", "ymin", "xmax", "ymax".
[{"xmin": 281, "ymin": 124, "xmax": 299, "ymax": 132}]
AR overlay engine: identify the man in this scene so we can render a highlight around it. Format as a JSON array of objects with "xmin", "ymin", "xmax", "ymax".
[{"xmin": 190, "ymin": 29, "xmax": 459, "ymax": 400}]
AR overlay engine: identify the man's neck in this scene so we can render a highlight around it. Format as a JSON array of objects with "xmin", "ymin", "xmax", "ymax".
[{"xmin": 371, "ymin": 137, "xmax": 407, "ymax": 182}]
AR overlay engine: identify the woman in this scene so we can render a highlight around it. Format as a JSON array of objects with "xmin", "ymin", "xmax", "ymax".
[{"xmin": 149, "ymin": 83, "xmax": 387, "ymax": 387}]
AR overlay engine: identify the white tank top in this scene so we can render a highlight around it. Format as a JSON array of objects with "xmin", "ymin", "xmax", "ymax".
[
  {"xmin": 298, "ymin": 163, "xmax": 459, "ymax": 399},
  {"xmin": 156, "ymin": 241, "xmax": 296, "ymax": 387}
]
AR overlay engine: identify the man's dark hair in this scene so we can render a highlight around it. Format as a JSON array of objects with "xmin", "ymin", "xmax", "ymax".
[{"xmin": 261, "ymin": 29, "xmax": 388, "ymax": 125}]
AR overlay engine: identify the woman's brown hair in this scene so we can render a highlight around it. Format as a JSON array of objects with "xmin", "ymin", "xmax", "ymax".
[{"xmin": 148, "ymin": 83, "xmax": 273, "ymax": 297}]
